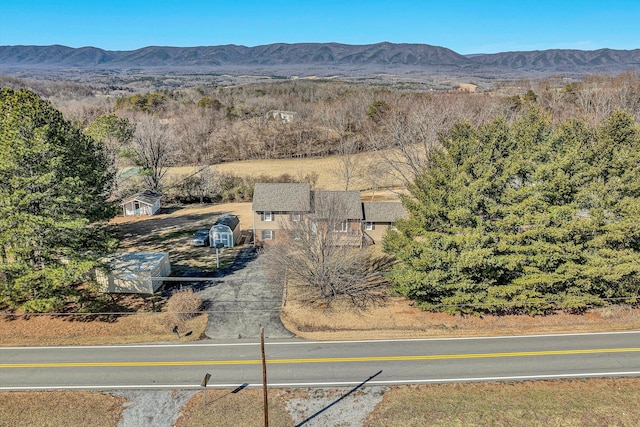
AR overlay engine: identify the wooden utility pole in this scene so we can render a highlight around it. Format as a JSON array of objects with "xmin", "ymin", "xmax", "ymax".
[{"xmin": 261, "ymin": 327, "xmax": 269, "ymax": 427}]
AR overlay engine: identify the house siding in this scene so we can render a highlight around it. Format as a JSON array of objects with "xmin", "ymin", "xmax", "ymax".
[
  {"xmin": 363, "ymin": 222, "xmax": 394, "ymax": 244},
  {"xmin": 253, "ymin": 211, "xmax": 297, "ymax": 245}
]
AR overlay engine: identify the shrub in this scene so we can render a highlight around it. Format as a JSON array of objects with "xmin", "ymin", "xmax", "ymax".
[{"xmin": 165, "ymin": 288, "xmax": 202, "ymax": 323}]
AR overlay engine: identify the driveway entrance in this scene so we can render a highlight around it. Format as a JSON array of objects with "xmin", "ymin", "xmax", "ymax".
[{"xmin": 197, "ymin": 248, "xmax": 293, "ymax": 339}]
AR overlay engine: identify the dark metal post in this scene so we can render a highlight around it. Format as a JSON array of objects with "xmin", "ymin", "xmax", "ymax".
[{"xmin": 201, "ymin": 373, "xmax": 211, "ymax": 407}]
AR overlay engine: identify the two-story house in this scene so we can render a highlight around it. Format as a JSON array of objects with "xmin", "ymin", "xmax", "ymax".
[
  {"xmin": 252, "ymin": 182, "xmax": 311, "ymax": 244},
  {"xmin": 252, "ymin": 183, "xmax": 407, "ymax": 247}
]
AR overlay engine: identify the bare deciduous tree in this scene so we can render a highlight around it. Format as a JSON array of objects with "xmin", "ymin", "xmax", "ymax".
[
  {"xmin": 129, "ymin": 115, "xmax": 174, "ymax": 191},
  {"xmin": 334, "ymin": 136, "xmax": 362, "ymax": 191},
  {"xmin": 263, "ymin": 193, "xmax": 392, "ymax": 307},
  {"xmin": 172, "ymin": 112, "xmax": 216, "ymax": 165}
]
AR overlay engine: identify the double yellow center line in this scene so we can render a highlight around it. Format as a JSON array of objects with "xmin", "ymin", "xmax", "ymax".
[{"xmin": 2, "ymin": 347, "xmax": 640, "ymax": 369}]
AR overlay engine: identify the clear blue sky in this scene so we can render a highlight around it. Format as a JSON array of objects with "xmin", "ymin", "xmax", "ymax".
[{"xmin": 1, "ymin": 0, "xmax": 638, "ymax": 54}]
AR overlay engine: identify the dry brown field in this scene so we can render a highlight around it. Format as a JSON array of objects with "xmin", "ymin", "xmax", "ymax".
[{"xmin": 170, "ymin": 150, "xmax": 404, "ymax": 195}]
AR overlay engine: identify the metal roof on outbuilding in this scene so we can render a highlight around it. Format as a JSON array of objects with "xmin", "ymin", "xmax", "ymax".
[{"xmin": 96, "ymin": 252, "xmax": 171, "ymax": 294}]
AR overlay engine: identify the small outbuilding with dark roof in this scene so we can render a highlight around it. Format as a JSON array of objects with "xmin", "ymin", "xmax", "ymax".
[{"xmin": 209, "ymin": 214, "xmax": 241, "ymax": 248}]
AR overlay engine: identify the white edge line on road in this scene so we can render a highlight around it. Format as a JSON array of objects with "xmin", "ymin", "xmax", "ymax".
[
  {"xmin": 2, "ymin": 371, "xmax": 640, "ymax": 391},
  {"xmin": 2, "ymin": 330, "xmax": 639, "ymax": 350}
]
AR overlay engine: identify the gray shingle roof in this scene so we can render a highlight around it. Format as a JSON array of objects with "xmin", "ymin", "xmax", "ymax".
[
  {"xmin": 312, "ymin": 190, "xmax": 363, "ymax": 220},
  {"xmin": 122, "ymin": 189, "xmax": 162, "ymax": 205},
  {"xmin": 362, "ymin": 202, "xmax": 407, "ymax": 222},
  {"xmin": 252, "ymin": 183, "xmax": 311, "ymax": 212}
]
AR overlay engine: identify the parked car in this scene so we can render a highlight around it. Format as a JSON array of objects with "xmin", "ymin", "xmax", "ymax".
[{"xmin": 189, "ymin": 229, "xmax": 210, "ymax": 246}]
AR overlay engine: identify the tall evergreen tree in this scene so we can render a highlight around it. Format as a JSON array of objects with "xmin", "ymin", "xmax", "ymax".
[
  {"xmin": 384, "ymin": 109, "xmax": 640, "ymax": 314},
  {"xmin": 0, "ymin": 88, "xmax": 116, "ymax": 311}
]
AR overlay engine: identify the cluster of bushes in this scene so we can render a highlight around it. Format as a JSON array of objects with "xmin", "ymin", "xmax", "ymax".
[
  {"xmin": 115, "ymin": 91, "xmax": 168, "ymax": 113},
  {"xmin": 161, "ymin": 171, "xmax": 310, "ymax": 204}
]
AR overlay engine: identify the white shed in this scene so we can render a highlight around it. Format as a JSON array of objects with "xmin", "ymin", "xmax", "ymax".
[
  {"xmin": 96, "ymin": 252, "xmax": 171, "ymax": 294},
  {"xmin": 121, "ymin": 190, "xmax": 162, "ymax": 216},
  {"xmin": 210, "ymin": 214, "xmax": 241, "ymax": 248}
]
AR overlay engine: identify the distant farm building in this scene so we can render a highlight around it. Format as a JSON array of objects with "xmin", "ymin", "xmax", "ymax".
[
  {"xmin": 210, "ymin": 214, "xmax": 241, "ymax": 248},
  {"xmin": 121, "ymin": 190, "xmax": 162, "ymax": 216},
  {"xmin": 96, "ymin": 252, "xmax": 171, "ymax": 294}
]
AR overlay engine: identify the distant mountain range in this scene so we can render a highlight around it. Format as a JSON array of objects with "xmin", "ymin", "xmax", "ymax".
[{"xmin": 1, "ymin": 42, "xmax": 639, "ymax": 75}]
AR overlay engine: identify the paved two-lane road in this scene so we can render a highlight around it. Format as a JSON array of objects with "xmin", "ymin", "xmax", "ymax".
[{"xmin": 2, "ymin": 331, "xmax": 640, "ymax": 390}]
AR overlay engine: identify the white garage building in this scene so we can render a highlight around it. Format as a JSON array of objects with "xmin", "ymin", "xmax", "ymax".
[
  {"xmin": 121, "ymin": 190, "xmax": 163, "ymax": 216},
  {"xmin": 96, "ymin": 252, "xmax": 171, "ymax": 294}
]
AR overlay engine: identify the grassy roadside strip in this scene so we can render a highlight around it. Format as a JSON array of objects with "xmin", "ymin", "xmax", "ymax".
[
  {"xmin": 10, "ymin": 378, "xmax": 632, "ymax": 427},
  {"xmin": 0, "ymin": 391, "xmax": 125, "ymax": 427},
  {"xmin": 0, "ymin": 313, "xmax": 208, "ymax": 347},
  {"xmin": 364, "ymin": 378, "xmax": 640, "ymax": 426},
  {"xmin": 280, "ymin": 290, "xmax": 640, "ymax": 341}
]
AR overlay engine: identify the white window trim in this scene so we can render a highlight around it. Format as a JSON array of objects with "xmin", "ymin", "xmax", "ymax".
[
  {"xmin": 291, "ymin": 212, "xmax": 301, "ymax": 222},
  {"xmin": 261, "ymin": 230, "xmax": 274, "ymax": 240},
  {"xmin": 262, "ymin": 211, "xmax": 273, "ymax": 222},
  {"xmin": 364, "ymin": 222, "xmax": 374, "ymax": 231},
  {"xmin": 333, "ymin": 220, "xmax": 348, "ymax": 233}
]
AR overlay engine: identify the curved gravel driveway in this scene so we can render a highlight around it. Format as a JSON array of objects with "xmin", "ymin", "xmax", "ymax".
[{"xmin": 197, "ymin": 247, "xmax": 293, "ymax": 339}]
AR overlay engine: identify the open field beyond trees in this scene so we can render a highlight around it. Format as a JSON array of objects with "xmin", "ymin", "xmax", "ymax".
[{"xmin": 169, "ymin": 151, "xmax": 404, "ymax": 195}]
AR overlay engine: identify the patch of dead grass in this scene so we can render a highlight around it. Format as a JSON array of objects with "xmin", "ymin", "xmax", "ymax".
[
  {"xmin": 0, "ymin": 391, "xmax": 125, "ymax": 427},
  {"xmin": 0, "ymin": 313, "xmax": 208, "ymax": 346},
  {"xmin": 365, "ymin": 378, "xmax": 640, "ymax": 427},
  {"xmin": 281, "ymin": 285, "xmax": 640, "ymax": 340},
  {"xmin": 175, "ymin": 389, "xmax": 293, "ymax": 426}
]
